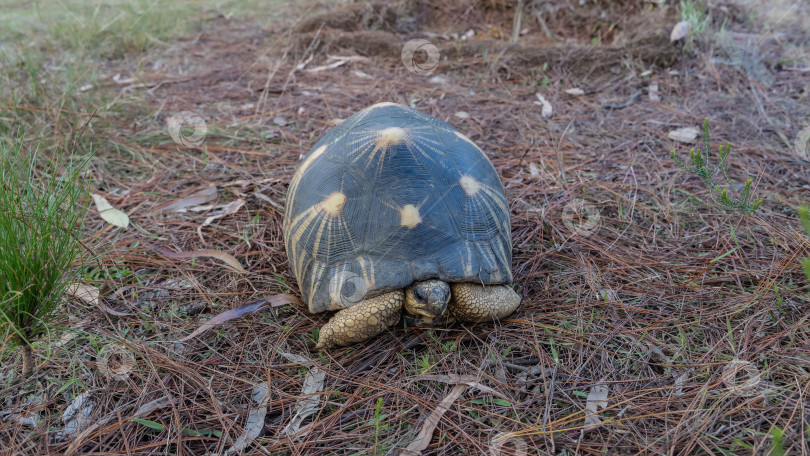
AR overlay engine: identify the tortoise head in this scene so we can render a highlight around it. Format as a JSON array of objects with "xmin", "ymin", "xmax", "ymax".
[{"xmin": 405, "ymin": 279, "xmax": 451, "ymax": 319}]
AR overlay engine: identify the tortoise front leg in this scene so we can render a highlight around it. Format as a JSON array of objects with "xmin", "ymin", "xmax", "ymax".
[
  {"xmin": 315, "ymin": 290, "xmax": 404, "ymax": 350},
  {"xmin": 449, "ymin": 283, "xmax": 520, "ymax": 323}
]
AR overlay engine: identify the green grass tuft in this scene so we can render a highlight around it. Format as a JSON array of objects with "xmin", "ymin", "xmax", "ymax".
[{"xmin": 0, "ymin": 136, "xmax": 91, "ymax": 379}]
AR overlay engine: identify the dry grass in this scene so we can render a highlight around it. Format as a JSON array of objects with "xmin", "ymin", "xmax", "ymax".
[{"xmin": 1, "ymin": 0, "xmax": 809, "ymax": 455}]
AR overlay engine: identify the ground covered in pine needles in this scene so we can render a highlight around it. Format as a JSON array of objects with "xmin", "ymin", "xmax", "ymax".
[{"xmin": 1, "ymin": 0, "xmax": 809, "ymax": 454}]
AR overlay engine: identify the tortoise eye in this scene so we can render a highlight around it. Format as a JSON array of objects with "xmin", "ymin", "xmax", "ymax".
[{"xmin": 414, "ymin": 289, "xmax": 427, "ymax": 302}]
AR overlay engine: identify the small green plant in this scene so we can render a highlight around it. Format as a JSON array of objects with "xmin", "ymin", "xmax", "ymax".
[
  {"xmin": 670, "ymin": 118, "xmax": 762, "ymax": 214},
  {"xmin": 0, "ymin": 138, "xmax": 90, "ymax": 380},
  {"xmin": 680, "ymin": 0, "xmax": 711, "ymax": 41},
  {"xmin": 365, "ymin": 397, "xmax": 389, "ymax": 455},
  {"xmin": 415, "ymin": 353, "xmax": 433, "ymax": 374},
  {"xmin": 526, "ymin": 63, "xmax": 550, "ymax": 87},
  {"xmin": 769, "ymin": 426, "xmax": 785, "ymax": 456},
  {"xmin": 427, "ymin": 331, "xmax": 457, "ymax": 352}
]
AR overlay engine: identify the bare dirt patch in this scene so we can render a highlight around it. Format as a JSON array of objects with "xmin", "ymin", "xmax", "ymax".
[{"xmin": 290, "ymin": 0, "xmax": 682, "ymax": 80}]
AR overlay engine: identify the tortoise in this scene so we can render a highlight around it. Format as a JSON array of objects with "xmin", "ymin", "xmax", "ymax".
[{"xmin": 283, "ymin": 102, "xmax": 520, "ymax": 349}]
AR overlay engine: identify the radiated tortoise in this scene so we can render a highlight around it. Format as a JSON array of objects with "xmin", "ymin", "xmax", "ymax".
[{"xmin": 283, "ymin": 102, "xmax": 520, "ymax": 349}]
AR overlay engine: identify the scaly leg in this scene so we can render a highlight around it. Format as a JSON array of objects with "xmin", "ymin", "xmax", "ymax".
[
  {"xmin": 315, "ymin": 290, "xmax": 404, "ymax": 349},
  {"xmin": 449, "ymin": 283, "xmax": 520, "ymax": 322}
]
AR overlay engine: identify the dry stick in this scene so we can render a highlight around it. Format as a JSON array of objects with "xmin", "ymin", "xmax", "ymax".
[
  {"xmin": 20, "ymin": 343, "xmax": 33, "ymax": 378},
  {"xmin": 512, "ymin": 0, "xmax": 524, "ymax": 44},
  {"xmin": 533, "ymin": 3, "xmax": 553, "ymax": 39}
]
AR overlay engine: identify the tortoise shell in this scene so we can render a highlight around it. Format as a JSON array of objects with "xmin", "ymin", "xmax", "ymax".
[{"xmin": 284, "ymin": 102, "xmax": 512, "ymax": 313}]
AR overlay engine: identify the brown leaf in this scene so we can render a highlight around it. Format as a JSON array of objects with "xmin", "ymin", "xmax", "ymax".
[
  {"xmin": 66, "ymin": 283, "xmax": 99, "ymax": 305},
  {"xmin": 155, "ymin": 186, "xmax": 218, "ymax": 213},
  {"xmin": 198, "ymin": 198, "xmax": 245, "ymax": 239},
  {"xmin": 282, "ymin": 352, "xmax": 325, "ymax": 438},
  {"xmin": 226, "ymin": 382, "xmax": 270, "ymax": 455},
  {"xmin": 402, "ymin": 384, "xmax": 468, "ymax": 455},
  {"xmin": 584, "ymin": 382, "xmax": 610, "ymax": 431},
  {"xmin": 178, "ymin": 295, "xmax": 300, "ymax": 342},
  {"xmin": 153, "ymin": 246, "xmax": 248, "ymax": 274},
  {"xmin": 66, "ymin": 283, "xmax": 133, "ymax": 316},
  {"xmin": 252, "ymin": 191, "xmax": 284, "ymax": 212},
  {"xmin": 415, "ymin": 374, "xmax": 510, "ymax": 400}
]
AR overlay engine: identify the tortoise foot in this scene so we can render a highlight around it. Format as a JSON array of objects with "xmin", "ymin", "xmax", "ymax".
[
  {"xmin": 315, "ymin": 290, "xmax": 403, "ymax": 350},
  {"xmin": 449, "ymin": 283, "xmax": 520, "ymax": 323}
]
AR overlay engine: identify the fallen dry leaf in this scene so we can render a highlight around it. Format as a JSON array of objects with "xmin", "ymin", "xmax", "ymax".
[
  {"xmin": 198, "ymin": 198, "xmax": 245, "ymax": 239},
  {"xmin": 156, "ymin": 186, "xmax": 218, "ymax": 213},
  {"xmin": 66, "ymin": 283, "xmax": 133, "ymax": 316},
  {"xmin": 134, "ymin": 397, "xmax": 171, "ymax": 416},
  {"xmin": 226, "ymin": 382, "xmax": 270, "ymax": 455},
  {"xmin": 178, "ymin": 295, "xmax": 300, "ymax": 342},
  {"xmin": 305, "ymin": 59, "xmax": 346, "ymax": 73},
  {"xmin": 112, "ymin": 73, "xmax": 136, "ymax": 85},
  {"xmin": 415, "ymin": 374, "xmax": 510, "ymax": 400},
  {"xmin": 564, "ymin": 88, "xmax": 585, "ymax": 96},
  {"xmin": 674, "ymin": 372, "xmax": 688, "ymax": 397},
  {"xmin": 91, "ymin": 193, "xmax": 129, "ymax": 228},
  {"xmin": 534, "ymin": 92, "xmax": 553, "ymax": 118},
  {"xmin": 253, "ymin": 191, "xmax": 285, "ymax": 212},
  {"xmin": 649, "ymin": 79, "xmax": 661, "ymax": 102},
  {"xmin": 281, "ymin": 352, "xmax": 325, "ymax": 439},
  {"xmin": 584, "ymin": 382, "xmax": 610, "ymax": 431},
  {"xmin": 670, "ymin": 20, "xmax": 690, "ymax": 42},
  {"xmin": 66, "ymin": 283, "xmax": 100, "ymax": 306},
  {"xmin": 403, "ymin": 384, "xmax": 468, "ymax": 455},
  {"xmin": 326, "ymin": 54, "xmax": 371, "ymax": 63},
  {"xmin": 668, "ymin": 127, "xmax": 699, "ymax": 143},
  {"xmin": 57, "ymin": 393, "xmax": 94, "ymax": 440},
  {"xmin": 153, "ymin": 246, "xmax": 248, "ymax": 274}
]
